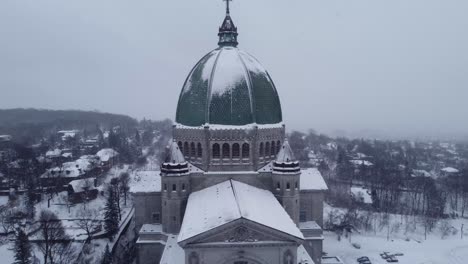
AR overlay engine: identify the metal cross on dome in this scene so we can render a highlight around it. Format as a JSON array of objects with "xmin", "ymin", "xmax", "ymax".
[{"xmin": 223, "ymin": 0, "xmax": 232, "ymax": 15}]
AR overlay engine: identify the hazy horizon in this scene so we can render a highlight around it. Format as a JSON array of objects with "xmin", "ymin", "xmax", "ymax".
[{"xmin": 1, "ymin": 0, "xmax": 467, "ymax": 140}]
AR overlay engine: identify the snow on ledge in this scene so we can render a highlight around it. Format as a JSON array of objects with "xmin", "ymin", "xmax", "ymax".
[{"xmin": 174, "ymin": 122, "xmax": 284, "ymax": 130}]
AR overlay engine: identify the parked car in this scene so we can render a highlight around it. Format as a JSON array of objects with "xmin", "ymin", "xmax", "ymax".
[
  {"xmin": 357, "ymin": 256, "xmax": 371, "ymax": 264},
  {"xmin": 386, "ymin": 256, "xmax": 398, "ymax": 263}
]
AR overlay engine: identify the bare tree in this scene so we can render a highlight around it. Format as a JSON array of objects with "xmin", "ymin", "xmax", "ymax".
[
  {"xmin": 119, "ymin": 172, "xmax": 130, "ymax": 206},
  {"xmin": 77, "ymin": 208, "xmax": 100, "ymax": 241},
  {"xmin": 37, "ymin": 210, "xmax": 74, "ymax": 264},
  {"xmin": 0, "ymin": 205, "xmax": 15, "ymax": 234}
]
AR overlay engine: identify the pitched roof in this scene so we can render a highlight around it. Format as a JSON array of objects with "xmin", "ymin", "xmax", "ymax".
[
  {"xmin": 276, "ymin": 140, "xmax": 296, "ymax": 163},
  {"xmin": 164, "ymin": 141, "xmax": 185, "ymax": 164},
  {"xmin": 178, "ymin": 180, "xmax": 303, "ymax": 243}
]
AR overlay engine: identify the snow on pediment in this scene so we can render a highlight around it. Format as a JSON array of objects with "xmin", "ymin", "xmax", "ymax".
[{"xmin": 185, "ymin": 219, "xmax": 299, "ymax": 246}]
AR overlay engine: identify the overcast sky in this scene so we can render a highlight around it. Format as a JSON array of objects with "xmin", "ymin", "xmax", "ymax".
[{"xmin": 1, "ymin": 0, "xmax": 467, "ymax": 139}]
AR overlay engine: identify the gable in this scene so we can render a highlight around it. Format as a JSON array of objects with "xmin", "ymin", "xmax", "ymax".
[{"xmin": 179, "ymin": 218, "xmax": 302, "ymax": 247}]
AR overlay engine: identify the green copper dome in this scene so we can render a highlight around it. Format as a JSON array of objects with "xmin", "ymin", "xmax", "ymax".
[{"xmin": 176, "ymin": 46, "xmax": 282, "ymax": 126}]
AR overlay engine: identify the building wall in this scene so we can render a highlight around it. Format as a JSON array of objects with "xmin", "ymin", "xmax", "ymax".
[
  {"xmin": 161, "ymin": 174, "xmax": 190, "ymax": 234},
  {"xmin": 300, "ymin": 191, "xmax": 325, "ymax": 228},
  {"xmin": 137, "ymin": 243, "xmax": 165, "ymax": 264},
  {"xmin": 133, "ymin": 192, "xmax": 162, "ymax": 231},
  {"xmin": 185, "ymin": 244, "xmax": 298, "ymax": 264},
  {"xmin": 272, "ymin": 172, "xmax": 300, "ymax": 224},
  {"xmin": 173, "ymin": 125, "xmax": 285, "ymax": 172},
  {"xmin": 303, "ymin": 239, "xmax": 323, "ymax": 264}
]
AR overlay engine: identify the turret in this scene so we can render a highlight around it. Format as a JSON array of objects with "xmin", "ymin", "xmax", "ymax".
[
  {"xmin": 161, "ymin": 141, "xmax": 190, "ymax": 233},
  {"xmin": 272, "ymin": 140, "xmax": 301, "ymax": 224}
]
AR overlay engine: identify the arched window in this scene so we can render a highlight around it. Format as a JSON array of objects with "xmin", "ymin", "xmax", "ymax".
[
  {"xmin": 172, "ymin": 184, "xmax": 177, "ymax": 191},
  {"xmin": 286, "ymin": 182, "xmax": 290, "ymax": 190},
  {"xmin": 276, "ymin": 140, "xmax": 281, "ymax": 154},
  {"xmin": 232, "ymin": 143, "xmax": 240, "ymax": 158},
  {"xmin": 271, "ymin": 141, "xmax": 276, "ymax": 156},
  {"xmin": 222, "ymin": 143, "xmax": 230, "ymax": 159},
  {"xmin": 197, "ymin": 143, "xmax": 202, "ymax": 158},
  {"xmin": 182, "ymin": 183, "xmax": 186, "ymax": 191},
  {"xmin": 178, "ymin": 141, "xmax": 183, "ymax": 153},
  {"xmin": 265, "ymin": 142, "xmax": 270, "ymax": 157},
  {"xmin": 190, "ymin": 142, "xmax": 196, "ymax": 158},
  {"xmin": 242, "ymin": 143, "xmax": 250, "ymax": 158},
  {"xmin": 183, "ymin": 142, "xmax": 189, "ymax": 157},
  {"xmin": 259, "ymin": 142, "xmax": 264, "ymax": 157},
  {"xmin": 295, "ymin": 181, "xmax": 298, "ymax": 189},
  {"xmin": 276, "ymin": 182, "xmax": 280, "ymax": 189},
  {"xmin": 212, "ymin": 143, "xmax": 220, "ymax": 159}
]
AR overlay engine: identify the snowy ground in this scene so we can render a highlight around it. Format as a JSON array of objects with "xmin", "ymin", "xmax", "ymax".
[
  {"xmin": 324, "ymin": 231, "xmax": 468, "ymax": 264},
  {"xmin": 324, "ymin": 203, "xmax": 468, "ymax": 264}
]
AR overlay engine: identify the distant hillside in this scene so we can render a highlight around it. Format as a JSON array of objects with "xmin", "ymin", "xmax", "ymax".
[{"xmin": 0, "ymin": 108, "xmax": 138, "ymax": 144}]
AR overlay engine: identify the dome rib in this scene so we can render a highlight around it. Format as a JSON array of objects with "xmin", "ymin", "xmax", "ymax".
[
  {"xmin": 236, "ymin": 50, "xmax": 256, "ymax": 124},
  {"xmin": 205, "ymin": 48, "xmax": 223, "ymax": 124}
]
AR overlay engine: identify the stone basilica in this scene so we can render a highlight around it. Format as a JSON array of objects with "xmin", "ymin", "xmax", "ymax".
[{"xmin": 133, "ymin": 2, "xmax": 328, "ymax": 264}]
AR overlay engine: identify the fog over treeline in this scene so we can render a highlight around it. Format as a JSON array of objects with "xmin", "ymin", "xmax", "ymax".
[{"xmin": 0, "ymin": 0, "xmax": 467, "ymax": 140}]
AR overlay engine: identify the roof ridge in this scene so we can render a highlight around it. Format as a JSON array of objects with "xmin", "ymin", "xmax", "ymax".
[{"xmin": 230, "ymin": 180, "xmax": 243, "ymax": 218}]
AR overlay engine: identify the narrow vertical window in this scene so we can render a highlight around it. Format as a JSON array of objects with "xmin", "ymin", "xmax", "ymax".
[
  {"xmin": 242, "ymin": 143, "xmax": 250, "ymax": 158},
  {"xmin": 222, "ymin": 143, "xmax": 230, "ymax": 159},
  {"xmin": 197, "ymin": 143, "xmax": 202, "ymax": 158},
  {"xmin": 232, "ymin": 143, "xmax": 240, "ymax": 158},
  {"xmin": 183, "ymin": 142, "xmax": 189, "ymax": 157},
  {"xmin": 265, "ymin": 142, "xmax": 270, "ymax": 157},
  {"xmin": 212, "ymin": 143, "xmax": 220, "ymax": 159},
  {"xmin": 259, "ymin": 142, "xmax": 264, "ymax": 157},
  {"xmin": 190, "ymin": 142, "xmax": 196, "ymax": 158}
]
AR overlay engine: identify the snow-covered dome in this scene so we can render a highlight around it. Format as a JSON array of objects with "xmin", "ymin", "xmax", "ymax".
[{"xmin": 175, "ymin": 11, "xmax": 282, "ymax": 127}]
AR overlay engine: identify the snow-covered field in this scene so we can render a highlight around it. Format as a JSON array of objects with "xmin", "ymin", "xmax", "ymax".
[
  {"xmin": 324, "ymin": 203, "xmax": 468, "ymax": 264},
  {"xmin": 324, "ymin": 231, "xmax": 468, "ymax": 264}
]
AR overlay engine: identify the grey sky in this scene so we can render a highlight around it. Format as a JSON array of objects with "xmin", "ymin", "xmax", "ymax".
[{"xmin": 1, "ymin": 0, "xmax": 467, "ymax": 139}]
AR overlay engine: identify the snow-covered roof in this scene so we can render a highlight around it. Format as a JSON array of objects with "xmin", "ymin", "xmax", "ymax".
[
  {"xmin": 178, "ymin": 180, "xmax": 303, "ymax": 243},
  {"xmin": 441, "ymin": 167, "xmax": 459, "ymax": 173},
  {"xmin": 350, "ymin": 186, "xmax": 372, "ymax": 204},
  {"xmin": 42, "ymin": 155, "xmax": 98, "ymax": 178},
  {"xmin": 350, "ymin": 159, "xmax": 374, "ymax": 166},
  {"xmin": 130, "ymin": 171, "xmax": 161, "ymax": 193},
  {"xmin": 299, "ymin": 221, "xmax": 321, "ymax": 230},
  {"xmin": 300, "ymin": 168, "xmax": 328, "ymax": 191},
  {"xmin": 96, "ymin": 148, "xmax": 119, "ymax": 162},
  {"xmin": 412, "ymin": 169, "xmax": 433, "ymax": 178},
  {"xmin": 164, "ymin": 141, "xmax": 185, "ymax": 164},
  {"xmin": 276, "ymin": 140, "xmax": 296, "ymax": 163},
  {"xmin": 140, "ymin": 224, "xmax": 163, "ymax": 234},
  {"xmin": 297, "ymin": 245, "xmax": 315, "ymax": 264},
  {"xmin": 0, "ymin": 135, "xmax": 12, "ymax": 142},
  {"xmin": 160, "ymin": 235, "xmax": 184, "ymax": 264},
  {"xmin": 68, "ymin": 178, "xmax": 95, "ymax": 193},
  {"xmin": 174, "ymin": 122, "xmax": 283, "ymax": 130},
  {"xmin": 46, "ymin": 149, "xmax": 62, "ymax": 158},
  {"xmin": 62, "ymin": 153, "xmax": 72, "ymax": 158}
]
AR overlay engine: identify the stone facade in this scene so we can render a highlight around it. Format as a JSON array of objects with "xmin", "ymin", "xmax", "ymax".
[{"xmin": 173, "ymin": 124, "xmax": 285, "ymax": 172}]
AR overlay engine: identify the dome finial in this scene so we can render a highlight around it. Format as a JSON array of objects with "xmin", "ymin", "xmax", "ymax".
[
  {"xmin": 225, "ymin": 0, "xmax": 231, "ymax": 15},
  {"xmin": 218, "ymin": 0, "xmax": 238, "ymax": 47}
]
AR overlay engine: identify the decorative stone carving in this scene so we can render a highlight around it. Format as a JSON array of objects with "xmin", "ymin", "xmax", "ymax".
[{"xmin": 227, "ymin": 226, "xmax": 257, "ymax": 242}]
